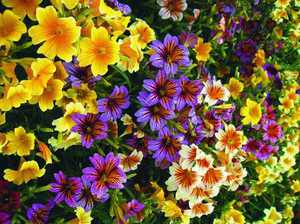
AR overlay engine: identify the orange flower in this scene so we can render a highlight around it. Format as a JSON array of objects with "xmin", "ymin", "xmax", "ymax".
[
  {"xmin": 225, "ymin": 163, "xmax": 247, "ymax": 191},
  {"xmin": 0, "ymin": 10, "xmax": 26, "ymax": 46},
  {"xmin": 200, "ymin": 167, "xmax": 227, "ymax": 187},
  {"xmin": 188, "ymin": 184, "xmax": 219, "ymax": 202},
  {"xmin": 28, "ymin": 6, "xmax": 81, "ymax": 61},
  {"xmin": 2, "ymin": 0, "xmax": 41, "ymax": 20},
  {"xmin": 37, "ymin": 141, "xmax": 53, "ymax": 164},
  {"xmin": 119, "ymin": 150, "xmax": 143, "ymax": 172},
  {"xmin": 253, "ymin": 49, "xmax": 266, "ymax": 67},
  {"xmin": 30, "ymin": 78, "xmax": 64, "ymax": 111},
  {"xmin": 215, "ymin": 124, "xmax": 246, "ymax": 153},
  {"xmin": 201, "ymin": 79, "xmax": 230, "ymax": 106},
  {"xmin": 194, "ymin": 38, "xmax": 212, "ymax": 62},
  {"xmin": 129, "ymin": 19, "xmax": 156, "ymax": 49},
  {"xmin": 78, "ymin": 26, "xmax": 120, "ymax": 76},
  {"xmin": 21, "ymin": 58, "xmax": 56, "ymax": 96}
]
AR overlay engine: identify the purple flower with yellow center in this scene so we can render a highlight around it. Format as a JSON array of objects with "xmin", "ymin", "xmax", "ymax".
[
  {"xmin": 97, "ymin": 85, "xmax": 130, "ymax": 121},
  {"xmin": 27, "ymin": 200, "xmax": 55, "ymax": 224},
  {"xmin": 76, "ymin": 178, "xmax": 109, "ymax": 211},
  {"xmin": 0, "ymin": 212, "xmax": 10, "ymax": 224},
  {"xmin": 262, "ymin": 120, "xmax": 283, "ymax": 144},
  {"xmin": 150, "ymin": 34, "xmax": 190, "ymax": 75},
  {"xmin": 71, "ymin": 113, "xmax": 108, "ymax": 148},
  {"xmin": 143, "ymin": 70, "xmax": 180, "ymax": 109},
  {"xmin": 176, "ymin": 76, "xmax": 202, "ymax": 111},
  {"xmin": 256, "ymin": 144, "xmax": 278, "ymax": 160},
  {"xmin": 135, "ymin": 91, "xmax": 175, "ymax": 131},
  {"xmin": 148, "ymin": 127, "xmax": 182, "ymax": 163},
  {"xmin": 50, "ymin": 171, "xmax": 83, "ymax": 207},
  {"xmin": 235, "ymin": 39, "xmax": 257, "ymax": 64},
  {"xmin": 82, "ymin": 153, "xmax": 126, "ymax": 198},
  {"xmin": 64, "ymin": 60, "xmax": 101, "ymax": 89},
  {"xmin": 123, "ymin": 199, "xmax": 145, "ymax": 220}
]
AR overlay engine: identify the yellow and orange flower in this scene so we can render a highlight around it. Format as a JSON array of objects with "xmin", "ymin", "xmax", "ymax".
[
  {"xmin": 179, "ymin": 144, "xmax": 202, "ymax": 169},
  {"xmin": 28, "ymin": 6, "xmax": 81, "ymax": 61},
  {"xmin": 78, "ymin": 26, "xmax": 119, "ymax": 76},
  {"xmin": 224, "ymin": 163, "xmax": 247, "ymax": 191},
  {"xmin": 119, "ymin": 149, "xmax": 143, "ymax": 172},
  {"xmin": 5, "ymin": 126, "xmax": 35, "ymax": 156},
  {"xmin": 185, "ymin": 201, "xmax": 214, "ymax": 218},
  {"xmin": 21, "ymin": 58, "xmax": 56, "ymax": 96},
  {"xmin": 2, "ymin": 0, "xmax": 42, "ymax": 20},
  {"xmin": 225, "ymin": 78, "xmax": 244, "ymax": 99},
  {"xmin": 194, "ymin": 38, "xmax": 212, "ymax": 62},
  {"xmin": 187, "ymin": 184, "xmax": 219, "ymax": 202},
  {"xmin": 0, "ymin": 10, "xmax": 27, "ymax": 46},
  {"xmin": 240, "ymin": 99, "xmax": 262, "ymax": 125},
  {"xmin": 200, "ymin": 166, "xmax": 227, "ymax": 187},
  {"xmin": 129, "ymin": 19, "xmax": 156, "ymax": 49},
  {"xmin": 0, "ymin": 61, "xmax": 18, "ymax": 85},
  {"xmin": 253, "ymin": 49, "xmax": 266, "ymax": 67},
  {"xmin": 201, "ymin": 79, "xmax": 230, "ymax": 106},
  {"xmin": 69, "ymin": 207, "xmax": 93, "ymax": 224},
  {"xmin": 37, "ymin": 141, "xmax": 53, "ymax": 164},
  {"xmin": 4, "ymin": 160, "xmax": 45, "ymax": 185},
  {"xmin": 215, "ymin": 124, "xmax": 246, "ymax": 153}
]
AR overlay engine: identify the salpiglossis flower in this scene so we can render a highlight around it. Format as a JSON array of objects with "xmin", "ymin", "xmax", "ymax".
[
  {"xmin": 28, "ymin": 6, "xmax": 81, "ymax": 61},
  {"xmin": 2, "ymin": 0, "xmax": 42, "ymax": 20},
  {"xmin": 240, "ymin": 99, "xmax": 262, "ymax": 125},
  {"xmin": 194, "ymin": 38, "xmax": 212, "ymax": 62},
  {"xmin": 129, "ymin": 19, "xmax": 156, "ymax": 49}
]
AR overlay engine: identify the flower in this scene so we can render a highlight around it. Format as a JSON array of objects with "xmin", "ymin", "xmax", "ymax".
[
  {"xmin": 82, "ymin": 152, "xmax": 126, "ymax": 198},
  {"xmin": 185, "ymin": 201, "xmax": 214, "ymax": 218},
  {"xmin": 62, "ymin": 0, "xmax": 80, "ymax": 9},
  {"xmin": 176, "ymin": 76, "xmax": 202, "ymax": 110},
  {"xmin": 135, "ymin": 91, "xmax": 175, "ymax": 131},
  {"xmin": 194, "ymin": 38, "xmax": 212, "ymax": 62},
  {"xmin": 179, "ymin": 144, "xmax": 203, "ymax": 169},
  {"xmin": 291, "ymin": 180, "xmax": 300, "ymax": 193},
  {"xmin": 262, "ymin": 120, "xmax": 283, "ymax": 143},
  {"xmin": 105, "ymin": 0, "xmax": 132, "ymax": 15},
  {"xmin": 263, "ymin": 207, "xmax": 282, "ymax": 224},
  {"xmin": 0, "ymin": 211, "xmax": 10, "ymax": 224},
  {"xmin": 0, "ymin": 10, "xmax": 26, "ymax": 46},
  {"xmin": 129, "ymin": 19, "xmax": 156, "ymax": 49},
  {"xmin": 69, "ymin": 207, "xmax": 93, "ymax": 224},
  {"xmin": 235, "ymin": 39, "xmax": 257, "ymax": 64},
  {"xmin": 119, "ymin": 149, "xmax": 143, "ymax": 172},
  {"xmin": 161, "ymin": 200, "xmax": 182, "ymax": 218},
  {"xmin": 2, "ymin": 0, "xmax": 41, "ymax": 20},
  {"xmin": 148, "ymin": 127, "xmax": 182, "ymax": 163},
  {"xmin": 78, "ymin": 26, "xmax": 119, "ymax": 76},
  {"xmin": 50, "ymin": 171, "xmax": 83, "ymax": 207},
  {"xmin": 28, "ymin": 6, "xmax": 80, "ymax": 61},
  {"xmin": 243, "ymin": 138, "xmax": 262, "ymax": 155},
  {"xmin": 225, "ymin": 78, "xmax": 244, "ymax": 99},
  {"xmin": 27, "ymin": 201, "xmax": 54, "ymax": 224},
  {"xmin": 200, "ymin": 166, "xmax": 227, "ymax": 187},
  {"xmin": 5, "ymin": 126, "xmax": 35, "ymax": 156},
  {"xmin": 201, "ymin": 78, "xmax": 230, "ymax": 106},
  {"xmin": 143, "ymin": 70, "xmax": 180, "ymax": 109},
  {"xmin": 71, "ymin": 113, "xmax": 108, "ymax": 148},
  {"xmin": 21, "ymin": 58, "xmax": 56, "ymax": 96},
  {"xmin": 150, "ymin": 34, "xmax": 190, "ymax": 75},
  {"xmin": 97, "ymin": 85, "xmax": 130, "ymax": 120},
  {"xmin": 240, "ymin": 99, "xmax": 262, "ymax": 125},
  {"xmin": 37, "ymin": 141, "xmax": 53, "ymax": 164},
  {"xmin": 215, "ymin": 124, "xmax": 246, "ymax": 153},
  {"xmin": 179, "ymin": 32, "xmax": 198, "ymax": 48},
  {"xmin": 157, "ymin": 0, "xmax": 187, "ymax": 21},
  {"xmin": 253, "ymin": 49, "xmax": 266, "ymax": 67},
  {"xmin": 0, "ymin": 180, "xmax": 20, "ymax": 212},
  {"xmin": 4, "ymin": 160, "xmax": 45, "ymax": 185},
  {"xmin": 123, "ymin": 199, "xmax": 145, "ymax": 220},
  {"xmin": 256, "ymin": 144, "xmax": 277, "ymax": 160},
  {"xmin": 0, "ymin": 85, "xmax": 31, "ymax": 111}
]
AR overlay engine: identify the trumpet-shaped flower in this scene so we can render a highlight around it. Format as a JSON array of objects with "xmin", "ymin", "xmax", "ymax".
[
  {"xmin": 4, "ymin": 160, "xmax": 45, "ymax": 185},
  {"xmin": 2, "ymin": 0, "xmax": 41, "ymax": 20},
  {"xmin": 0, "ymin": 10, "xmax": 26, "ymax": 46},
  {"xmin": 28, "ymin": 6, "xmax": 81, "ymax": 61},
  {"xmin": 201, "ymin": 79, "xmax": 230, "ymax": 106},
  {"xmin": 78, "ymin": 27, "xmax": 120, "ymax": 76}
]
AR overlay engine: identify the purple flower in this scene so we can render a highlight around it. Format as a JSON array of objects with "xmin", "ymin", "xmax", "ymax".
[
  {"xmin": 123, "ymin": 199, "xmax": 144, "ymax": 220},
  {"xmin": 0, "ymin": 212, "xmax": 10, "ymax": 224},
  {"xmin": 243, "ymin": 138, "xmax": 262, "ymax": 155},
  {"xmin": 263, "ymin": 120, "xmax": 283, "ymax": 144},
  {"xmin": 179, "ymin": 32, "xmax": 198, "ymax": 48},
  {"xmin": 148, "ymin": 127, "xmax": 182, "ymax": 163},
  {"xmin": 97, "ymin": 86, "xmax": 130, "ymax": 120},
  {"xmin": 27, "ymin": 201, "xmax": 55, "ymax": 224},
  {"xmin": 135, "ymin": 91, "xmax": 175, "ymax": 131},
  {"xmin": 82, "ymin": 153, "xmax": 126, "ymax": 198},
  {"xmin": 256, "ymin": 144, "xmax": 278, "ymax": 160},
  {"xmin": 71, "ymin": 113, "xmax": 108, "ymax": 148},
  {"xmin": 50, "ymin": 171, "xmax": 83, "ymax": 207},
  {"xmin": 235, "ymin": 39, "xmax": 257, "ymax": 64},
  {"xmin": 106, "ymin": 0, "xmax": 131, "ymax": 15},
  {"xmin": 64, "ymin": 60, "xmax": 101, "ymax": 88},
  {"xmin": 150, "ymin": 34, "xmax": 190, "ymax": 75},
  {"xmin": 176, "ymin": 76, "xmax": 202, "ymax": 111},
  {"xmin": 76, "ymin": 178, "xmax": 109, "ymax": 211},
  {"xmin": 143, "ymin": 70, "xmax": 180, "ymax": 109}
]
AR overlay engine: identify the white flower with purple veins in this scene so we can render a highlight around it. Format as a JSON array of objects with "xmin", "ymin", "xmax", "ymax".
[{"xmin": 157, "ymin": 0, "xmax": 187, "ymax": 21}]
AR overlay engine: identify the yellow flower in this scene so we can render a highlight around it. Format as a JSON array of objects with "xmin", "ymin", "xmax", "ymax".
[
  {"xmin": 275, "ymin": 0, "xmax": 290, "ymax": 8},
  {"xmin": 2, "ymin": 0, "xmax": 41, "ymax": 20},
  {"xmin": 150, "ymin": 181, "xmax": 165, "ymax": 204},
  {"xmin": 37, "ymin": 141, "xmax": 53, "ymax": 164},
  {"xmin": 240, "ymin": 99, "xmax": 262, "ymax": 125},
  {"xmin": 48, "ymin": 132, "xmax": 81, "ymax": 150},
  {"xmin": 194, "ymin": 38, "xmax": 212, "ymax": 62},
  {"xmin": 118, "ymin": 35, "xmax": 143, "ymax": 73},
  {"xmin": 162, "ymin": 200, "xmax": 182, "ymax": 218},
  {"xmin": 106, "ymin": 15, "xmax": 131, "ymax": 38},
  {"xmin": 225, "ymin": 78, "xmax": 244, "ymax": 99},
  {"xmin": 0, "ymin": 10, "xmax": 26, "ymax": 46},
  {"xmin": 5, "ymin": 127, "xmax": 35, "ymax": 156},
  {"xmin": 284, "ymin": 143, "xmax": 298, "ymax": 156},
  {"xmin": 4, "ymin": 160, "xmax": 45, "ymax": 185},
  {"xmin": 69, "ymin": 207, "xmax": 93, "ymax": 224},
  {"xmin": 30, "ymin": 78, "xmax": 64, "ymax": 111},
  {"xmin": 62, "ymin": 0, "xmax": 79, "ymax": 9},
  {"xmin": 253, "ymin": 49, "xmax": 266, "ymax": 67},
  {"xmin": 129, "ymin": 19, "xmax": 156, "ymax": 49},
  {"xmin": 263, "ymin": 207, "xmax": 282, "ymax": 224},
  {"xmin": 21, "ymin": 58, "xmax": 56, "ymax": 96},
  {"xmin": 78, "ymin": 27, "xmax": 119, "ymax": 76},
  {"xmin": 272, "ymin": 8, "xmax": 288, "ymax": 23},
  {"xmin": 0, "ymin": 84, "xmax": 31, "ymax": 111},
  {"xmin": 52, "ymin": 102, "xmax": 86, "ymax": 132},
  {"xmin": 0, "ymin": 61, "xmax": 18, "ymax": 85},
  {"xmin": 28, "ymin": 6, "xmax": 81, "ymax": 61},
  {"xmin": 98, "ymin": 0, "xmax": 122, "ymax": 18},
  {"xmin": 291, "ymin": 180, "xmax": 300, "ymax": 193},
  {"xmin": 279, "ymin": 97, "xmax": 294, "ymax": 113},
  {"xmin": 282, "ymin": 206, "xmax": 294, "ymax": 220},
  {"xmin": 279, "ymin": 154, "xmax": 296, "ymax": 171},
  {"xmin": 223, "ymin": 207, "xmax": 245, "ymax": 224}
]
